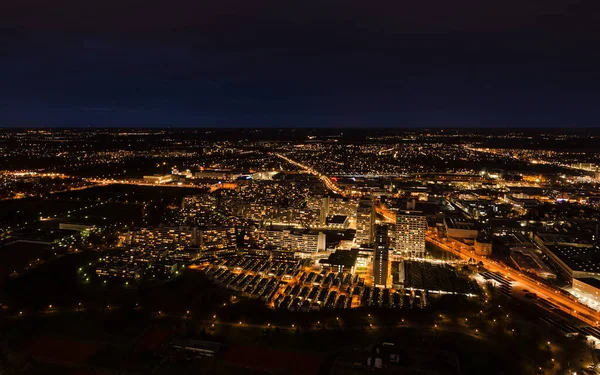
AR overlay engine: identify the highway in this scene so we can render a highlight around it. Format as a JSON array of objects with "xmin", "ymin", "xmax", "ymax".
[
  {"xmin": 426, "ymin": 235, "xmax": 600, "ymax": 327},
  {"xmin": 374, "ymin": 199, "xmax": 600, "ymax": 327},
  {"xmin": 273, "ymin": 153, "xmax": 345, "ymax": 196}
]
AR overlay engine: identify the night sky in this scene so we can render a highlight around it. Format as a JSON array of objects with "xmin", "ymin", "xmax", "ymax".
[{"xmin": 1, "ymin": 0, "xmax": 599, "ymax": 127}]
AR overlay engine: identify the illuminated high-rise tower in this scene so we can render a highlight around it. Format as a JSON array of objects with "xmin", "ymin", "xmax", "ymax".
[
  {"xmin": 373, "ymin": 224, "xmax": 390, "ymax": 287},
  {"xmin": 395, "ymin": 211, "xmax": 426, "ymax": 258},
  {"xmin": 356, "ymin": 198, "xmax": 375, "ymax": 245}
]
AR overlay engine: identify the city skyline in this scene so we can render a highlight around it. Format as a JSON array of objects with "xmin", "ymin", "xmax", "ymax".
[{"xmin": 1, "ymin": 128, "xmax": 600, "ymax": 373}]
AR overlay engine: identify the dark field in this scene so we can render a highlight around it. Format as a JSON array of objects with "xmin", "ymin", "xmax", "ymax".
[
  {"xmin": 0, "ymin": 242, "xmax": 55, "ymax": 274},
  {"xmin": 0, "ymin": 249, "xmax": 588, "ymax": 374}
]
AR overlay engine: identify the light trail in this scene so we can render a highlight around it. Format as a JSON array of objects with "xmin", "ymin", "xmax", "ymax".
[
  {"xmin": 273, "ymin": 153, "xmax": 345, "ymax": 196},
  {"xmin": 426, "ymin": 235, "xmax": 600, "ymax": 327}
]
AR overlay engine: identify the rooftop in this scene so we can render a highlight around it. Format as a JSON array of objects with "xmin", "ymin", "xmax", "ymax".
[
  {"xmin": 536, "ymin": 233, "xmax": 591, "ymax": 245},
  {"xmin": 170, "ymin": 338, "xmax": 223, "ymax": 352},
  {"xmin": 546, "ymin": 245, "xmax": 600, "ymax": 274},
  {"xmin": 394, "ymin": 210, "xmax": 425, "ymax": 217},
  {"xmin": 444, "ymin": 217, "xmax": 476, "ymax": 230},
  {"xmin": 328, "ymin": 215, "xmax": 348, "ymax": 225},
  {"xmin": 575, "ymin": 277, "xmax": 600, "ymax": 290},
  {"xmin": 320, "ymin": 249, "xmax": 360, "ymax": 267}
]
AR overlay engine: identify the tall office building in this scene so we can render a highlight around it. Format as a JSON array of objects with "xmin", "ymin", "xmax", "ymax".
[
  {"xmin": 395, "ymin": 211, "xmax": 427, "ymax": 258},
  {"xmin": 373, "ymin": 225, "xmax": 390, "ymax": 288},
  {"xmin": 356, "ymin": 198, "xmax": 375, "ymax": 245}
]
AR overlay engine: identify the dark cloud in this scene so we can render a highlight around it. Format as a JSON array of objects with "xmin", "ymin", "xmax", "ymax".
[{"xmin": 1, "ymin": 0, "xmax": 599, "ymax": 127}]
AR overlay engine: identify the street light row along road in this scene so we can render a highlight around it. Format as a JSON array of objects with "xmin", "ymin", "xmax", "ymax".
[
  {"xmin": 426, "ymin": 235, "xmax": 600, "ymax": 328},
  {"xmin": 273, "ymin": 153, "xmax": 345, "ymax": 196}
]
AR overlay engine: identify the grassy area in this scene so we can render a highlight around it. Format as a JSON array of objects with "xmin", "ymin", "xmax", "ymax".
[
  {"xmin": 0, "ymin": 198, "xmax": 90, "ymax": 228},
  {"xmin": 1, "ymin": 251, "xmax": 100, "ymax": 309},
  {"xmin": 1, "ymin": 310, "xmax": 548, "ymax": 375},
  {"xmin": 1, "ymin": 256, "xmax": 232, "ymax": 313},
  {"xmin": 427, "ymin": 241, "xmax": 460, "ymax": 261},
  {"xmin": 0, "ymin": 242, "xmax": 55, "ymax": 274},
  {"xmin": 2, "ymin": 254, "xmax": 594, "ymax": 374},
  {"xmin": 53, "ymin": 184, "xmax": 208, "ymax": 205},
  {"xmin": 65, "ymin": 201, "xmax": 143, "ymax": 226}
]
